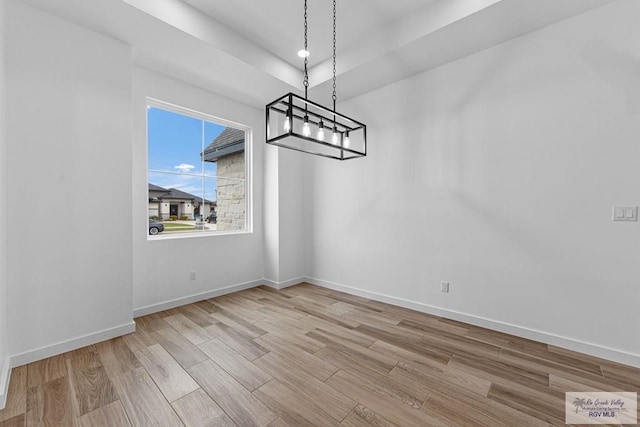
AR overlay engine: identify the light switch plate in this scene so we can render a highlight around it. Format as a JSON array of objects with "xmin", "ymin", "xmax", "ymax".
[
  {"xmin": 612, "ymin": 206, "xmax": 638, "ymax": 222},
  {"xmin": 440, "ymin": 281, "xmax": 450, "ymax": 293}
]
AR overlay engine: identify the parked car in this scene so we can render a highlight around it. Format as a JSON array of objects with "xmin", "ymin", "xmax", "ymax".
[
  {"xmin": 205, "ymin": 212, "xmax": 217, "ymax": 223},
  {"xmin": 149, "ymin": 219, "xmax": 164, "ymax": 235}
]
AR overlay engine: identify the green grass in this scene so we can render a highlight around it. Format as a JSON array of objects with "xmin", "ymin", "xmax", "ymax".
[{"xmin": 162, "ymin": 223, "xmax": 195, "ymax": 230}]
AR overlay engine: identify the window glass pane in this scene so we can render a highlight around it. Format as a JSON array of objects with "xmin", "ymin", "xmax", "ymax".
[
  {"xmin": 147, "ymin": 102, "xmax": 248, "ymax": 237},
  {"xmin": 148, "ymin": 106, "xmax": 203, "ymax": 175}
]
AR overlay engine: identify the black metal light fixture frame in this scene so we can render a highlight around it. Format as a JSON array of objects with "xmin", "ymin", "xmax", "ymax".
[
  {"xmin": 266, "ymin": 93, "xmax": 366, "ymax": 160},
  {"xmin": 265, "ymin": 0, "xmax": 367, "ymax": 161}
]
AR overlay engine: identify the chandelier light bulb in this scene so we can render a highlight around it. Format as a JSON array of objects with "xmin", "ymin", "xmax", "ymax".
[
  {"xmin": 302, "ymin": 116, "xmax": 311, "ymax": 137},
  {"xmin": 331, "ymin": 127, "xmax": 339, "ymax": 145},
  {"xmin": 317, "ymin": 120, "xmax": 325, "ymax": 141},
  {"xmin": 284, "ymin": 107, "xmax": 292, "ymax": 132},
  {"xmin": 344, "ymin": 131, "xmax": 350, "ymax": 148}
]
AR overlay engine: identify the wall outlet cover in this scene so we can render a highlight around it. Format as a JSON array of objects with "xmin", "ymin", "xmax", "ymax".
[{"xmin": 612, "ymin": 206, "xmax": 638, "ymax": 222}]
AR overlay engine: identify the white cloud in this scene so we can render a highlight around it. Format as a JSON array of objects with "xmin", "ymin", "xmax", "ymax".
[{"xmin": 174, "ymin": 163, "xmax": 196, "ymax": 173}]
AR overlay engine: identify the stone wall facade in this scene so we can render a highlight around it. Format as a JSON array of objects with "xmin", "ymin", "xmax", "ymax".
[{"xmin": 216, "ymin": 151, "xmax": 245, "ymax": 231}]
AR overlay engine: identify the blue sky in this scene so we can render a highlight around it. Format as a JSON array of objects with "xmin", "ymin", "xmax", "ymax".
[{"xmin": 148, "ymin": 106, "xmax": 225, "ymax": 202}]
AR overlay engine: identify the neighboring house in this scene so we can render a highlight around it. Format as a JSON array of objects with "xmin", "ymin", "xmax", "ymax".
[
  {"xmin": 202, "ymin": 127, "xmax": 245, "ymax": 231},
  {"xmin": 148, "ymin": 183, "xmax": 216, "ymax": 220}
]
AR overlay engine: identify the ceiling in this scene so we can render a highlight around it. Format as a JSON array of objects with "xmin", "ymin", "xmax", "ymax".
[
  {"xmin": 17, "ymin": 0, "xmax": 617, "ymax": 108},
  {"xmin": 181, "ymin": 0, "xmax": 438, "ymax": 69}
]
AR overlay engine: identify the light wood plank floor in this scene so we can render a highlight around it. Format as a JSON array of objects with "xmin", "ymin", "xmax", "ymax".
[{"xmin": 1, "ymin": 283, "xmax": 639, "ymax": 426}]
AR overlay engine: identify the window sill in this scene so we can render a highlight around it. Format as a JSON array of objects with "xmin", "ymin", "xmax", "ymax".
[{"xmin": 147, "ymin": 230, "xmax": 253, "ymax": 241}]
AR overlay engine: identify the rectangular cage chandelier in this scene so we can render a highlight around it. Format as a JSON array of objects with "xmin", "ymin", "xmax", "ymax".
[
  {"xmin": 266, "ymin": 93, "xmax": 366, "ymax": 160},
  {"xmin": 265, "ymin": 0, "xmax": 367, "ymax": 161}
]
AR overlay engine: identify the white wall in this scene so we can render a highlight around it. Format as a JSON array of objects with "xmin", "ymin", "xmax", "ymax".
[
  {"xmin": 132, "ymin": 67, "xmax": 265, "ymax": 313},
  {"xmin": 5, "ymin": 1, "xmax": 134, "ymax": 361},
  {"xmin": 277, "ymin": 148, "xmax": 306, "ymax": 282},
  {"xmin": 263, "ymin": 144, "xmax": 306, "ymax": 287},
  {"xmin": 263, "ymin": 144, "xmax": 280, "ymax": 283},
  {"xmin": 0, "ymin": 0, "xmax": 10, "ymax": 409},
  {"xmin": 305, "ymin": 0, "xmax": 640, "ymax": 365}
]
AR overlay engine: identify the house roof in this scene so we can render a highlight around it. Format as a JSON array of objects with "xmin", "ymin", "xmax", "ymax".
[
  {"xmin": 202, "ymin": 127, "xmax": 245, "ymax": 163},
  {"xmin": 148, "ymin": 183, "xmax": 215, "ymax": 205},
  {"xmin": 149, "ymin": 183, "xmax": 170, "ymax": 193}
]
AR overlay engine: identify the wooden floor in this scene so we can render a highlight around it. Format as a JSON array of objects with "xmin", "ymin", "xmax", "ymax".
[{"xmin": 1, "ymin": 283, "xmax": 639, "ymax": 426}]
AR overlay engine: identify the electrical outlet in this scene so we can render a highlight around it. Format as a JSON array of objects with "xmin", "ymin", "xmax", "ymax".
[
  {"xmin": 189, "ymin": 271, "xmax": 196, "ymax": 281},
  {"xmin": 441, "ymin": 281, "xmax": 450, "ymax": 293},
  {"xmin": 612, "ymin": 206, "xmax": 638, "ymax": 222}
]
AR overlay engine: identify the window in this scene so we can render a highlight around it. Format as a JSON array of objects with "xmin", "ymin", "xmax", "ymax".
[{"xmin": 147, "ymin": 99, "xmax": 251, "ymax": 237}]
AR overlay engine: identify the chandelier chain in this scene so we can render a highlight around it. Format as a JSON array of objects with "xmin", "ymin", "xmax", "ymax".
[
  {"xmin": 332, "ymin": 0, "xmax": 337, "ymax": 110},
  {"xmin": 265, "ymin": 0, "xmax": 367, "ymax": 160},
  {"xmin": 303, "ymin": 0, "xmax": 309, "ymax": 97}
]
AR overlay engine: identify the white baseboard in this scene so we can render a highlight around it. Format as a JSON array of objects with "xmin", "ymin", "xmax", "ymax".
[
  {"xmin": 305, "ymin": 276, "xmax": 640, "ymax": 369},
  {"xmin": 10, "ymin": 322, "xmax": 136, "ymax": 368},
  {"xmin": 263, "ymin": 276, "xmax": 305, "ymax": 290},
  {"xmin": 133, "ymin": 279, "xmax": 265, "ymax": 318},
  {"xmin": 0, "ymin": 356, "xmax": 10, "ymax": 410}
]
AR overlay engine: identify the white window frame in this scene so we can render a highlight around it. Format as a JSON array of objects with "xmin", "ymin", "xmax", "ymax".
[{"xmin": 146, "ymin": 98, "xmax": 253, "ymax": 240}]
